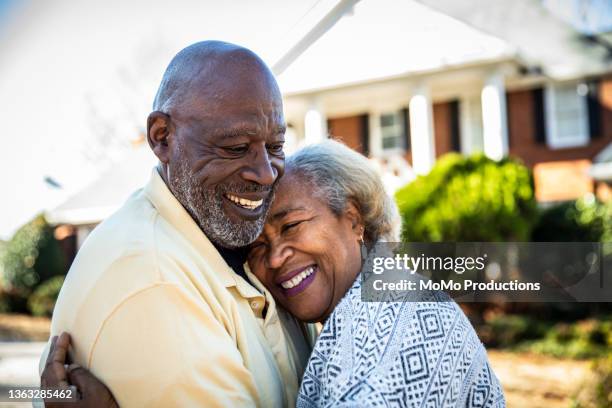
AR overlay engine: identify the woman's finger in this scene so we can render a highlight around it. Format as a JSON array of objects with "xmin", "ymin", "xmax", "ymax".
[
  {"xmin": 42, "ymin": 333, "xmax": 72, "ymax": 388},
  {"xmin": 51, "ymin": 333, "xmax": 71, "ymax": 365},
  {"xmin": 45, "ymin": 336, "xmax": 58, "ymax": 367}
]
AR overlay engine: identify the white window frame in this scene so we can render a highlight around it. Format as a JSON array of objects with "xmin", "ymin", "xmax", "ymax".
[
  {"xmin": 379, "ymin": 110, "xmax": 405, "ymax": 154},
  {"xmin": 544, "ymin": 82, "xmax": 589, "ymax": 149}
]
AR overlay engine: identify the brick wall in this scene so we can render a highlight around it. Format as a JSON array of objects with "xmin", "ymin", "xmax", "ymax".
[
  {"xmin": 506, "ymin": 87, "xmax": 612, "ymax": 167},
  {"xmin": 506, "ymin": 77, "xmax": 612, "ymax": 201},
  {"xmin": 327, "ymin": 114, "xmax": 367, "ymax": 154}
]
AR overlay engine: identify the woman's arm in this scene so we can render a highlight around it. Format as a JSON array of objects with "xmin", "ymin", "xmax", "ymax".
[{"xmin": 40, "ymin": 333, "xmax": 119, "ymax": 408}]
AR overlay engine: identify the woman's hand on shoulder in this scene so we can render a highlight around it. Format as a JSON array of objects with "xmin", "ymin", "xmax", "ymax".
[{"xmin": 41, "ymin": 332, "xmax": 119, "ymax": 408}]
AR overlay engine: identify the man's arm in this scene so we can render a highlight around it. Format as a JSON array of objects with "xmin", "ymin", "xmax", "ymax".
[{"xmin": 86, "ymin": 283, "xmax": 259, "ymax": 407}]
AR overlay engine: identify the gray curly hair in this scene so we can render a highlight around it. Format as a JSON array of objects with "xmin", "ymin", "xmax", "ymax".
[{"xmin": 286, "ymin": 140, "xmax": 401, "ymax": 244}]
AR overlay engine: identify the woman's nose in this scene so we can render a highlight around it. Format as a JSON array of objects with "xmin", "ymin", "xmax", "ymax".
[{"xmin": 266, "ymin": 242, "xmax": 292, "ymax": 270}]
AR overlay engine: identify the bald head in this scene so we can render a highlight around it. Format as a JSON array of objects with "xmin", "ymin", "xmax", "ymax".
[
  {"xmin": 152, "ymin": 41, "xmax": 280, "ymax": 116},
  {"xmin": 147, "ymin": 40, "xmax": 286, "ymax": 248}
]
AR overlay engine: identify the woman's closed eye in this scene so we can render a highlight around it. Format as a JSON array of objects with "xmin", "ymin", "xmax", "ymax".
[
  {"xmin": 281, "ymin": 220, "xmax": 303, "ymax": 233},
  {"xmin": 248, "ymin": 241, "xmax": 266, "ymax": 252},
  {"xmin": 247, "ymin": 241, "xmax": 267, "ymax": 262}
]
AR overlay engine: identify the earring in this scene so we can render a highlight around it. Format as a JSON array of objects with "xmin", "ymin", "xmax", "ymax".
[{"xmin": 359, "ymin": 233, "xmax": 367, "ymax": 263}]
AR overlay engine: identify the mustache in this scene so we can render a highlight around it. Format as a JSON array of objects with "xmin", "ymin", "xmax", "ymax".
[{"xmin": 215, "ymin": 182, "xmax": 276, "ymax": 194}]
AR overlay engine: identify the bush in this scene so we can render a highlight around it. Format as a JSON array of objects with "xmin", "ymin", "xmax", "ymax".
[
  {"xmin": 27, "ymin": 275, "xmax": 65, "ymax": 317},
  {"xmin": 478, "ymin": 314, "xmax": 547, "ymax": 348},
  {"xmin": 482, "ymin": 314, "xmax": 612, "ymax": 359},
  {"xmin": 591, "ymin": 355, "xmax": 612, "ymax": 408},
  {"xmin": 531, "ymin": 196, "xmax": 612, "ymax": 242},
  {"xmin": 1, "ymin": 214, "xmax": 66, "ymax": 312},
  {"xmin": 525, "ymin": 318, "xmax": 612, "ymax": 359},
  {"xmin": 395, "ymin": 153, "xmax": 537, "ymax": 242},
  {"xmin": 573, "ymin": 354, "xmax": 612, "ymax": 408}
]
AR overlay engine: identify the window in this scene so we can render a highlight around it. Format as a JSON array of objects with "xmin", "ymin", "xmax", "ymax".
[
  {"xmin": 380, "ymin": 111, "xmax": 405, "ymax": 150},
  {"xmin": 545, "ymin": 83, "xmax": 589, "ymax": 149}
]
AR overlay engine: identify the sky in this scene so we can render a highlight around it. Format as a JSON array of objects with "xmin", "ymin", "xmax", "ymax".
[
  {"xmin": 0, "ymin": 0, "xmax": 328, "ymax": 239},
  {"xmin": 543, "ymin": 0, "xmax": 612, "ymax": 34}
]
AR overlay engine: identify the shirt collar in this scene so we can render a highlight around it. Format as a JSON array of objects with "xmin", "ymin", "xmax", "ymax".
[{"xmin": 143, "ymin": 167, "xmax": 256, "ymax": 292}]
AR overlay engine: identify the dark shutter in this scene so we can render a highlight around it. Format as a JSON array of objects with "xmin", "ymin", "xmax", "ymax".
[
  {"xmin": 532, "ymin": 88, "xmax": 547, "ymax": 144},
  {"xmin": 401, "ymin": 107, "xmax": 411, "ymax": 151},
  {"xmin": 587, "ymin": 80, "xmax": 602, "ymax": 139},
  {"xmin": 449, "ymin": 100, "xmax": 461, "ymax": 152},
  {"xmin": 360, "ymin": 114, "xmax": 370, "ymax": 156}
]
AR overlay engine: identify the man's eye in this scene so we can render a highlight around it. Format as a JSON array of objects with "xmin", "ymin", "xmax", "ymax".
[
  {"xmin": 267, "ymin": 143, "xmax": 284, "ymax": 154},
  {"xmin": 224, "ymin": 145, "xmax": 249, "ymax": 154}
]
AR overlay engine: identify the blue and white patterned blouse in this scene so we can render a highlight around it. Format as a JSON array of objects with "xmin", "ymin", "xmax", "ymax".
[{"xmin": 297, "ymin": 276, "xmax": 506, "ymax": 407}]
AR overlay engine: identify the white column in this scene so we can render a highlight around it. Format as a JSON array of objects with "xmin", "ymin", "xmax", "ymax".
[
  {"xmin": 368, "ymin": 110, "xmax": 382, "ymax": 157},
  {"xmin": 460, "ymin": 94, "xmax": 485, "ymax": 155},
  {"xmin": 409, "ymin": 85, "xmax": 436, "ymax": 175},
  {"xmin": 481, "ymin": 73, "xmax": 509, "ymax": 161},
  {"xmin": 460, "ymin": 95, "xmax": 474, "ymax": 155},
  {"xmin": 303, "ymin": 102, "xmax": 327, "ymax": 145}
]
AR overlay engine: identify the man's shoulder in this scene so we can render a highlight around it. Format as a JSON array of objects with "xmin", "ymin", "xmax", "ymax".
[
  {"xmin": 88, "ymin": 188, "xmax": 158, "ymax": 250},
  {"xmin": 51, "ymin": 192, "xmax": 165, "ymax": 325}
]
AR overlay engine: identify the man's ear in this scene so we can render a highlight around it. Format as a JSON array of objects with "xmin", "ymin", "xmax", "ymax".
[{"xmin": 147, "ymin": 111, "xmax": 172, "ymax": 164}]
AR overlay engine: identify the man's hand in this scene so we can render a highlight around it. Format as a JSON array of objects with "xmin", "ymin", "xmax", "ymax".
[{"xmin": 41, "ymin": 332, "xmax": 119, "ymax": 408}]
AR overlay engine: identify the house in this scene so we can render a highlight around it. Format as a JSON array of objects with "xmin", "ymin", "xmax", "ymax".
[
  {"xmin": 46, "ymin": 140, "xmax": 157, "ymax": 248},
  {"xmin": 47, "ymin": 0, "xmax": 612, "ymax": 250},
  {"xmin": 276, "ymin": 0, "xmax": 612, "ymax": 201}
]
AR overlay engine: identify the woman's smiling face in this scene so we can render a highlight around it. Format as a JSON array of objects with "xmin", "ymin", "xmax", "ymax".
[{"xmin": 247, "ymin": 171, "xmax": 363, "ymax": 322}]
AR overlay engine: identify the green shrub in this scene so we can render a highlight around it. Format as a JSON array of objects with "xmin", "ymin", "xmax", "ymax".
[
  {"xmin": 512, "ymin": 316, "xmax": 611, "ymax": 359},
  {"xmin": 544, "ymin": 318, "xmax": 611, "ymax": 359},
  {"xmin": 1, "ymin": 214, "xmax": 66, "ymax": 312},
  {"xmin": 478, "ymin": 312, "xmax": 612, "ymax": 359},
  {"xmin": 531, "ymin": 196, "xmax": 611, "ymax": 242},
  {"xmin": 478, "ymin": 314, "xmax": 547, "ymax": 348},
  {"xmin": 395, "ymin": 153, "xmax": 537, "ymax": 242},
  {"xmin": 27, "ymin": 275, "xmax": 65, "ymax": 317},
  {"xmin": 591, "ymin": 355, "xmax": 612, "ymax": 408},
  {"xmin": 573, "ymin": 354, "xmax": 612, "ymax": 408}
]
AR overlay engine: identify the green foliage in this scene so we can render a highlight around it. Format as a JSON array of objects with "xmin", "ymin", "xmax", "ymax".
[
  {"xmin": 0, "ymin": 289, "xmax": 10, "ymax": 314},
  {"xmin": 522, "ymin": 318, "xmax": 612, "ymax": 359},
  {"xmin": 481, "ymin": 314, "xmax": 612, "ymax": 359},
  {"xmin": 478, "ymin": 314, "xmax": 547, "ymax": 348},
  {"xmin": 27, "ymin": 275, "xmax": 65, "ymax": 317},
  {"xmin": 1, "ymin": 214, "xmax": 66, "ymax": 312},
  {"xmin": 532, "ymin": 196, "xmax": 612, "ymax": 242},
  {"xmin": 573, "ymin": 355, "xmax": 612, "ymax": 408},
  {"xmin": 395, "ymin": 153, "xmax": 537, "ymax": 242},
  {"xmin": 591, "ymin": 355, "xmax": 612, "ymax": 408}
]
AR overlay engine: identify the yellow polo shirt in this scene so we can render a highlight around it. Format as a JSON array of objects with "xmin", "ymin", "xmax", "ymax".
[{"xmin": 40, "ymin": 169, "xmax": 315, "ymax": 407}]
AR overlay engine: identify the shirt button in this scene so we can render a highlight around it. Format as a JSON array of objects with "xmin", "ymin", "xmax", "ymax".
[{"xmin": 250, "ymin": 301, "xmax": 260, "ymax": 309}]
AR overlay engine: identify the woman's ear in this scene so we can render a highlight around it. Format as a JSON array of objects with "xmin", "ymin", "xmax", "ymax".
[
  {"xmin": 345, "ymin": 199, "xmax": 364, "ymax": 237},
  {"xmin": 147, "ymin": 111, "xmax": 172, "ymax": 164}
]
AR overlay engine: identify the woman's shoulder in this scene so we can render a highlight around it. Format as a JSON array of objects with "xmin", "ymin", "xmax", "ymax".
[{"xmin": 304, "ymin": 278, "xmax": 504, "ymax": 407}]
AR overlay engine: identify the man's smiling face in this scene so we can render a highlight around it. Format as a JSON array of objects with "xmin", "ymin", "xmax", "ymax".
[{"xmin": 149, "ymin": 44, "xmax": 286, "ymax": 248}]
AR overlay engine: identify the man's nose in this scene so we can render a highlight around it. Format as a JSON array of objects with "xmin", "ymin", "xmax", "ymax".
[{"xmin": 241, "ymin": 145, "xmax": 277, "ymax": 186}]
